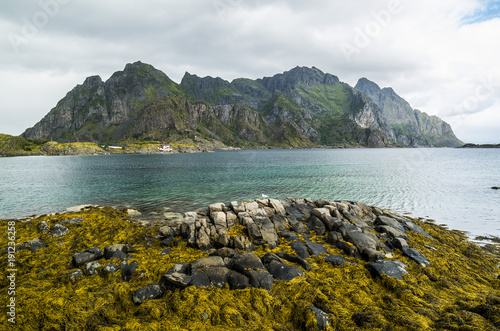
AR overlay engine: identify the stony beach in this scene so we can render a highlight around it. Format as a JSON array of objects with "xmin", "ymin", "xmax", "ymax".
[{"xmin": 1, "ymin": 198, "xmax": 500, "ymax": 330}]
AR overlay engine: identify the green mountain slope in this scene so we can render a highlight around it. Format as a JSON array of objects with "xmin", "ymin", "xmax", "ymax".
[{"xmin": 21, "ymin": 62, "xmax": 462, "ymax": 148}]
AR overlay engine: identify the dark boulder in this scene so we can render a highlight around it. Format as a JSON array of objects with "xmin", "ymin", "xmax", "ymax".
[
  {"xmin": 228, "ymin": 271, "xmax": 250, "ymax": 290},
  {"xmin": 265, "ymin": 260, "xmax": 304, "ymax": 281},
  {"xmin": 37, "ymin": 221, "xmax": 50, "ymax": 234},
  {"xmin": 160, "ymin": 272, "xmax": 192, "ymax": 290},
  {"xmin": 52, "ymin": 224, "xmax": 69, "ymax": 238},
  {"xmin": 17, "ymin": 239, "xmax": 46, "ymax": 253},
  {"xmin": 304, "ymin": 239, "xmax": 328, "ymax": 256},
  {"xmin": 104, "ymin": 243, "xmax": 131, "ymax": 259},
  {"xmin": 121, "ymin": 261, "xmax": 139, "ymax": 281},
  {"xmin": 210, "ymin": 247, "xmax": 239, "ymax": 259},
  {"xmin": 189, "ymin": 256, "xmax": 226, "ymax": 273},
  {"xmin": 69, "ymin": 269, "xmax": 83, "ymax": 284},
  {"xmin": 402, "ymin": 247, "xmax": 431, "ymax": 267},
  {"xmin": 374, "ymin": 216, "xmax": 405, "ymax": 234},
  {"xmin": 161, "ymin": 248, "xmax": 171, "ymax": 256},
  {"xmin": 245, "ymin": 270, "xmax": 274, "ymax": 290},
  {"xmin": 203, "ymin": 266, "xmax": 231, "ymax": 288},
  {"xmin": 190, "ymin": 269, "xmax": 212, "ymax": 288},
  {"xmin": 132, "ymin": 283, "xmax": 165, "ymax": 305},
  {"xmin": 365, "ymin": 261, "xmax": 408, "ymax": 280},
  {"xmin": 324, "ymin": 255, "xmax": 356, "ymax": 266},
  {"xmin": 72, "ymin": 247, "xmax": 104, "ymax": 267},
  {"xmin": 103, "ymin": 263, "xmax": 120, "ymax": 275},
  {"xmin": 278, "ymin": 253, "xmax": 311, "ymax": 271},
  {"xmin": 232, "ymin": 252, "xmax": 274, "ymax": 290},
  {"xmin": 160, "ymin": 236, "xmax": 175, "ymax": 247},
  {"xmin": 307, "ymin": 216, "xmax": 326, "ymax": 235},
  {"xmin": 290, "ymin": 242, "xmax": 310, "ymax": 259},
  {"xmin": 83, "ymin": 261, "xmax": 101, "ymax": 276}
]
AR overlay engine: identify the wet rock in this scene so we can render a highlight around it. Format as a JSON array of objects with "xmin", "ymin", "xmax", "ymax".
[
  {"xmin": 292, "ymin": 222, "xmax": 309, "ymax": 234},
  {"xmin": 308, "ymin": 216, "xmax": 326, "ymax": 235},
  {"xmin": 203, "ymin": 266, "xmax": 231, "ymax": 288},
  {"xmin": 160, "ymin": 236, "xmax": 175, "ymax": 247},
  {"xmin": 160, "ymin": 248, "xmax": 171, "ymax": 256},
  {"xmin": 159, "ymin": 225, "xmax": 175, "ymax": 238},
  {"xmin": 262, "ymin": 253, "xmax": 304, "ymax": 281},
  {"xmin": 210, "ymin": 247, "xmax": 239, "ymax": 259},
  {"xmin": 325, "ymin": 255, "xmax": 356, "ymax": 266},
  {"xmin": 244, "ymin": 218, "xmax": 262, "ymax": 239},
  {"xmin": 326, "ymin": 231, "xmax": 343, "ymax": 245},
  {"xmin": 232, "ymin": 252, "xmax": 274, "ymax": 290},
  {"xmin": 228, "ymin": 271, "xmax": 250, "ymax": 289},
  {"xmin": 344, "ymin": 213, "xmax": 369, "ymax": 229},
  {"xmin": 104, "ymin": 243, "xmax": 131, "ymax": 259},
  {"xmin": 168, "ymin": 263, "xmax": 188, "ymax": 274},
  {"xmin": 402, "ymin": 220, "xmax": 433, "ymax": 238},
  {"xmin": 388, "ymin": 237, "xmax": 409, "ymax": 250},
  {"xmin": 72, "ymin": 247, "xmax": 104, "ymax": 267},
  {"xmin": 121, "ymin": 261, "xmax": 139, "ymax": 281},
  {"xmin": 17, "ymin": 238, "xmax": 46, "ymax": 253},
  {"xmin": 286, "ymin": 206, "xmax": 307, "ymax": 221},
  {"xmin": 365, "ymin": 261, "xmax": 409, "ymax": 280},
  {"xmin": 278, "ymin": 231, "xmax": 299, "ymax": 241},
  {"xmin": 38, "ymin": 221, "xmax": 50, "ymax": 234},
  {"xmin": 361, "ymin": 248, "xmax": 385, "ymax": 262},
  {"xmin": 271, "ymin": 214, "xmax": 290, "ymax": 232},
  {"xmin": 334, "ymin": 240, "xmax": 359, "ymax": 257},
  {"xmin": 69, "ymin": 269, "xmax": 82, "ymax": 284},
  {"xmin": 375, "ymin": 216, "xmax": 405, "ymax": 234},
  {"xmin": 308, "ymin": 306, "xmax": 329, "ymax": 330},
  {"xmin": 344, "ymin": 231, "xmax": 378, "ymax": 252},
  {"xmin": 337, "ymin": 223, "xmax": 361, "ymax": 237},
  {"xmin": 52, "ymin": 224, "xmax": 69, "ymax": 238},
  {"xmin": 160, "ymin": 272, "xmax": 192, "ymax": 290},
  {"xmin": 376, "ymin": 225, "xmax": 408, "ymax": 239},
  {"xmin": 84, "ymin": 261, "xmax": 102, "ymax": 276},
  {"xmin": 304, "ymin": 239, "xmax": 328, "ymax": 256},
  {"xmin": 63, "ymin": 217, "xmax": 84, "ymax": 225},
  {"xmin": 278, "ymin": 253, "xmax": 311, "ymax": 270},
  {"xmin": 290, "ymin": 242, "xmax": 310, "ymax": 259},
  {"xmin": 132, "ymin": 283, "xmax": 165, "ymax": 305},
  {"xmin": 402, "ymin": 247, "xmax": 431, "ymax": 267},
  {"xmin": 233, "ymin": 235, "xmax": 253, "ymax": 251},
  {"xmin": 190, "ymin": 269, "xmax": 211, "ymax": 288},
  {"xmin": 189, "ymin": 256, "xmax": 225, "ymax": 272},
  {"xmin": 103, "ymin": 263, "xmax": 120, "ymax": 275}
]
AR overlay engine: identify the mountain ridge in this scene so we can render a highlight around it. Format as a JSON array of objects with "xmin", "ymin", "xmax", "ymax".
[{"xmin": 21, "ymin": 61, "xmax": 463, "ymax": 148}]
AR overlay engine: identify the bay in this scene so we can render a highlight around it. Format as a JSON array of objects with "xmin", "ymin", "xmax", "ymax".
[{"xmin": 0, "ymin": 148, "xmax": 499, "ymax": 238}]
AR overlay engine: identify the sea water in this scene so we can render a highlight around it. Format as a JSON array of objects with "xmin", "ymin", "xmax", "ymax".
[{"xmin": 1, "ymin": 148, "xmax": 499, "ymax": 238}]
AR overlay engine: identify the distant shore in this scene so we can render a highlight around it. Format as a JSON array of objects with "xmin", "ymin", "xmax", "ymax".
[{"xmin": 459, "ymin": 143, "xmax": 500, "ymax": 148}]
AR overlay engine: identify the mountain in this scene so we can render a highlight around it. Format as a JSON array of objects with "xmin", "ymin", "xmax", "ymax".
[
  {"xmin": 355, "ymin": 78, "xmax": 462, "ymax": 147},
  {"xmin": 22, "ymin": 62, "xmax": 462, "ymax": 148}
]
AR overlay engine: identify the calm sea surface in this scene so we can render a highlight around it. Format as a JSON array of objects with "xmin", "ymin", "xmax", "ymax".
[{"xmin": 1, "ymin": 148, "xmax": 499, "ymax": 238}]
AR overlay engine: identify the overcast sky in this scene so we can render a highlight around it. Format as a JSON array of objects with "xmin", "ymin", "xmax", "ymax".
[{"xmin": 1, "ymin": 0, "xmax": 499, "ymax": 143}]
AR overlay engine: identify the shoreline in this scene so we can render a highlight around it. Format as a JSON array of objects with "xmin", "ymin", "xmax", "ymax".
[{"xmin": 2, "ymin": 197, "xmax": 500, "ymax": 330}]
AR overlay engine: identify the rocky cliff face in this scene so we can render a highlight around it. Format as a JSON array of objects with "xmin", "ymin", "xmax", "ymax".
[
  {"xmin": 22, "ymin": 62, "xmax": 462, "ymax": 148},
  {"xmin": 355, "ymin": 78, "xmax": 463, "ymax": 147}
]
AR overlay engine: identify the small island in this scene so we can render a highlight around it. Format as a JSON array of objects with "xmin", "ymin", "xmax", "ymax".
[
  {"xmin": 459, "ymin": 143, "xmax": 500, "ymax": 148},
  {"xmin": 2, "ymin": 198, "xmax": 499, "ymax": 330}
]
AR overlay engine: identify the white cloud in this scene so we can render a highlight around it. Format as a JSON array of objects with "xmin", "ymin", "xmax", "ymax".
[{"xmin": 0, "ymin": 0, "xmax": 499, "ymax": 142}]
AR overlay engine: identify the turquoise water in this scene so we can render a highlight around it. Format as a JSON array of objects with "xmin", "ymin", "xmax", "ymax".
[{"xmin": 0, "ymin": 148, "xmax": 499, "ymax": 237}]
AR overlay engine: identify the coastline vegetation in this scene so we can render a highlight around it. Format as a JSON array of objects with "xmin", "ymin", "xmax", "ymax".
[{"xmin": 1, "ymin": 205, "xmax": 499, "ymax": 330}]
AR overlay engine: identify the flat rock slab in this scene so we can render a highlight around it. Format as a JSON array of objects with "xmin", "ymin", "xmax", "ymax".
[
  {"xmin": 73, "ymin": 247, "xmax": 104, "ymax": 267},
  {"xmin": 365, "ymin": 261, "xmax": 409, "ymax": 280},
  {"xmin": 265, "ymin": 260, "xmax": 304, "ymax": 281},
  {"xmin": 304, "ymin": 239, "xmax": 328, "ymax": 256}
]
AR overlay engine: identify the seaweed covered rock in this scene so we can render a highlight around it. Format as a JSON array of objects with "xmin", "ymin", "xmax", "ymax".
[
  {"xmin": 5, "ymin": 198, "xmax": 500, "ymax": 330},
  {"xmin": 72, "ymin": 247, "xmax": 104, "ymax": 267}
]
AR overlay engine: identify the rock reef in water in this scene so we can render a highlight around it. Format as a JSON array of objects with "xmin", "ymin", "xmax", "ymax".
[{"xmin": 2, "ymin": 198, "xmax": 500, "ymax": 330}]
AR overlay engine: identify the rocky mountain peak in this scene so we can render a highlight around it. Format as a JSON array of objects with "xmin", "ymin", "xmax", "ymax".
[{"xmin": 259, "ymin": 66, "xmax": 340, "ymax": 92}]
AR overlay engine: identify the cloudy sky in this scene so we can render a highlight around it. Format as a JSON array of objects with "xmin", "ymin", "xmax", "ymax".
[{"xmin": 1, "ymin": 0, "xmax": 499, "ymax": 143}]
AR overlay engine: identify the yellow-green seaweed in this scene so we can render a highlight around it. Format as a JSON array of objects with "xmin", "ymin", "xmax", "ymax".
[{"xmin": 1, "ymin": 206, "xmax": 499, "ymax": 330}]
